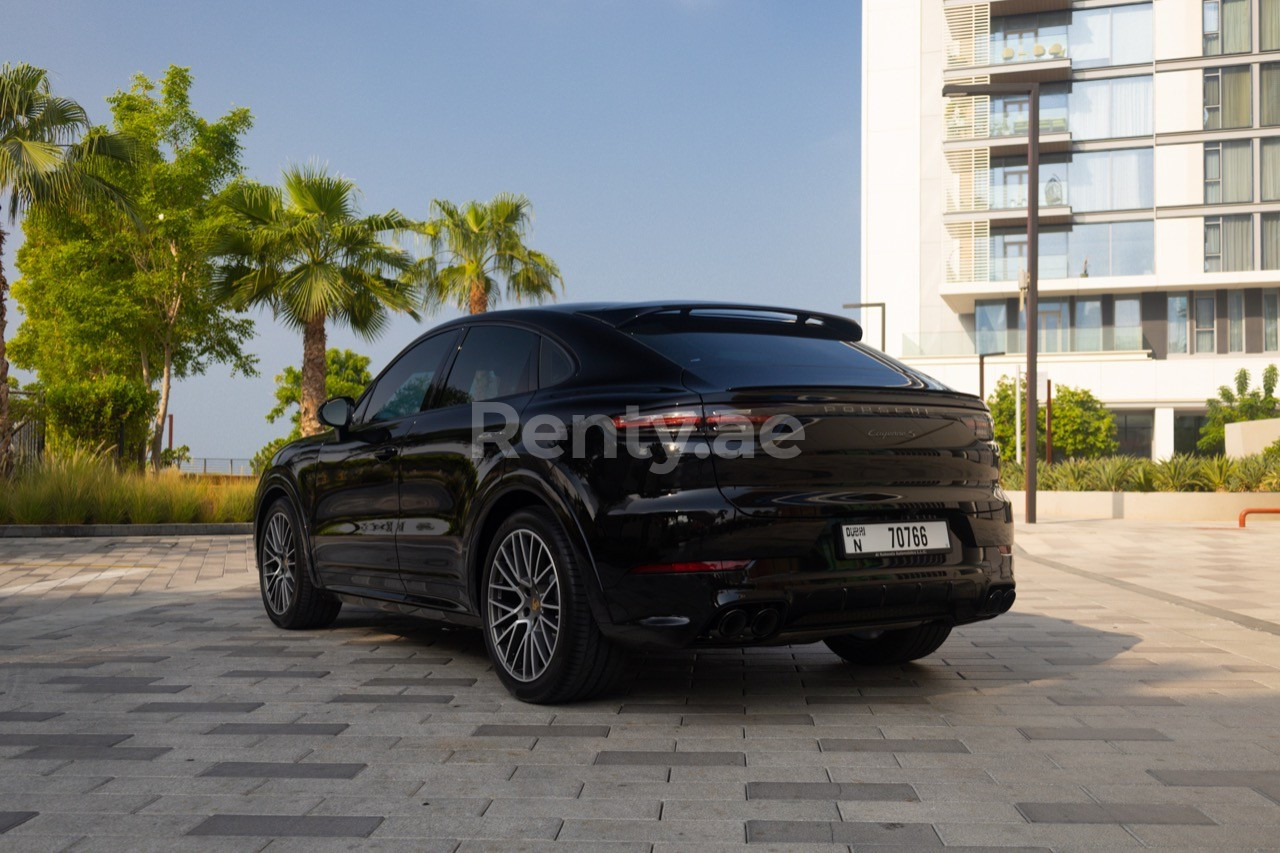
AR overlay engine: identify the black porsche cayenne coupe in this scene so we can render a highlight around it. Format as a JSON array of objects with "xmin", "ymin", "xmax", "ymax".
[{"xmin": 254, "ymin": 302, "xmax": 1015, "ymax": 702}]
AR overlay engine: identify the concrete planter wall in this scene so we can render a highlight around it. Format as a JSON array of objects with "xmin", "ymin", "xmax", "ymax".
[{"xmin": 1004, "ymin": 490, "xmax": 1280, "ymax": 522}]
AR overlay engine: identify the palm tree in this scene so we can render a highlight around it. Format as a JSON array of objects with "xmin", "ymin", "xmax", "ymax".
[
  {"xmin": 213, "ymin": 165, "xmax": 419, "ymax": 436},
  {"xmin": 0, "ymin": 63, "xmax": 132, "ymax": 475},
  {"xmin": 417, "ymin": 194, "xmax": 561, "ymax": 315}
]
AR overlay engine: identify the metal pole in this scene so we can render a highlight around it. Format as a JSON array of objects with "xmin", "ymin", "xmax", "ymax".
[
  {"xmin": 1024, "ymin": 84, "xmax": 1040, "ymax": 524},
  {"xmin": 1045, "ymin": 379, "xmax": 1053, "ymax": 465},
  {"xmin": 1015, "ymin": 366, "xmax": 1022, "ymax": 465},
  {"xmin": 168, "ymin": 414, "xmax": 173, "ymax": 451},
  {"xmin": 978, "ymin": 353, "xmax": 985, "ymax": 400}
]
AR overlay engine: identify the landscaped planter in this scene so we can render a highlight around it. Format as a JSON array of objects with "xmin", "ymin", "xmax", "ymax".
[{"xmin": 1004, "ymin": 490, "xmax": 1280, "ymax": 522}]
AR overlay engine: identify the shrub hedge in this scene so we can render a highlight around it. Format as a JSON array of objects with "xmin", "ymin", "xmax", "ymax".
[
  {"xmin": 0, "ymin": 447, "xmax": 255, "ymax": 525},
  {"xmin": 999, "ymin": 453, "xmax": 1280, "ymax": 493}
]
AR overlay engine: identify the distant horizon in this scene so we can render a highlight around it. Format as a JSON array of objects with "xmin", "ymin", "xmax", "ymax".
[{"xmin": 1, "ymin": 0, "xmax": 861, "ymax": 458}]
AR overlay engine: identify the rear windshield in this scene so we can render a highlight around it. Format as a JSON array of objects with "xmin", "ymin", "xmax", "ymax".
[{"xmin": 626, "ymin": 328, "xmax": 924, "ymax": 390}]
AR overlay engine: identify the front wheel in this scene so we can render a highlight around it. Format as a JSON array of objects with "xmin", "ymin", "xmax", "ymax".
[
  {"xmin": 824, "ymin": 623, "xmax": 952, "ymax": 666},
  {"xmin": 258, "ymin": 497, "xmax": 341, "ymax": 630},
  {"xmin": 481, "ymin": 508, "xmax": 626, "ymax": 703}
]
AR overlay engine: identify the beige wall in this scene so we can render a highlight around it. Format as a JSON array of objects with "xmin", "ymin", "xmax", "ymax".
[
  {"xmin": 1155, "ymin": 216, "xmax": 1205, "ymax": 280},
  {"xmin": 1154, "ymin": 143, "xmax": 1203, "ymax": 207},
  {"xmin": 1226, "ymin": 417, "xmax": 1280, "ymax": 458},
  {"xmin": 862, "ymin": 0, "xmax": 925, "ymax": 355},
  {"xmin": 1154, "ymin": 69, "xmax": 1203, "ymax": 134},
  {"xmin": 1153, "ymin": 0, "xmax": 1203, "ymax": 61}
]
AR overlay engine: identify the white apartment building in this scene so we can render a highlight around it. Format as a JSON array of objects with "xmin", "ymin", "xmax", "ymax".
[{"xmin": 860, "ymin": 0, "xmax": 1280, "ymax": 457}]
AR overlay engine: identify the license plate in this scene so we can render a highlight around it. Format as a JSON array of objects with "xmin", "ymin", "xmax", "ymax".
[{"xmin": 839, "ymin": 520, "xmax": 950, "ymax": 557}]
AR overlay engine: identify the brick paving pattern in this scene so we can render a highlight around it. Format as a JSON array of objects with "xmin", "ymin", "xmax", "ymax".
[{"xmin": 0, "ymin": 520, "xmax": 1278, "ymax": 850}]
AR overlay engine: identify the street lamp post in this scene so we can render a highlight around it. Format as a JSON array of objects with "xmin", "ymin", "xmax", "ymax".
[
  {"xmin": 977, "ymin": 350, "xmax": 1005, "ymax": 401},
  {"xmin": 942, "ymin": 81, "xmax": 1041, "ymax": 523},
  {"xmin": 842, "ymin": 302, "xmax": 887, "ymax": 352}
]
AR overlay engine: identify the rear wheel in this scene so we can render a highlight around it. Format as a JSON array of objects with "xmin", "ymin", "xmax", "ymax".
[
  {"xmin": 258, "ymin": 497, "xmax": 341, "ymax": 630},
  {"xmin": 481, "ymin": 507, "xmax": 626, "ymax": 703},
  {"xmin": 824, "ymin": 623, "xmax": 952, "ymax": 666}
]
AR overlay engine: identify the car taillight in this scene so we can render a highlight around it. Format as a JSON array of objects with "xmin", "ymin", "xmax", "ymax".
[
  {"xmin": 629, "ymin": 560, "xmax": 752, "ymax": 574},
  {"xmin": 959, "ymin": 413, "xmax": 994, "ymax": 441},
  {"xmin": 703, "ymin": 408, "xmax": 773, "ymax": 429},
  {"xmin": 610, "ymin": 409, "xmax": 705, "ymax": 430}
]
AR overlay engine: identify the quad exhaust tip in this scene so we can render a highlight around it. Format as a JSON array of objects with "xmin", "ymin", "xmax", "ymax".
[
  {"xmin": 750, "ymin": 608, "xmax": 780, "ymax": 637},
  {"xmin": 716, "ymin": 606, "xmax": 781, "ymax": 639},
  {"xmin": 718, "ymin": 609, "xmax": 749, "ymax": 637},
  {"xmin": 986, "ymin": 588, "xmax": 1016, "ymax": 614}
]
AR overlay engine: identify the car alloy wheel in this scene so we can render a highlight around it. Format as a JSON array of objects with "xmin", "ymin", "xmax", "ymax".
[
  {"xmin": 486, "ymin": 527, "xmax": 562, "ymax": 682},
  {"xmin": 260, "ymin": 509, "xmax": 297, "ymax": 616}
]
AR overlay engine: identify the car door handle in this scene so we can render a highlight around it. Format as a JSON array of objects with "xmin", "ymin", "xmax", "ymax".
[{"xmin": 373, "ymin": 447, "xmax": 399, "ymax": 462}]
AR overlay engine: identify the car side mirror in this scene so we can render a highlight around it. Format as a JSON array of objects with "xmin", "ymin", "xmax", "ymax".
[{"xmin": 318, "ymin": 397, "xmax": 354, "ymax": 436}]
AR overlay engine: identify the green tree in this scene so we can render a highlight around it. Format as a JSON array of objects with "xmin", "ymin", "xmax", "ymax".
[
  {"xmin": 1047, "ymin": 385, "xmax": 1119, "ymax": 459},
  {"xmin": 253, "ymin": 348, "xmax": 372, "ymax": 472},
  {"xmin": 213, "ymin": 165, "xmax": 418, "ymax": 436},
  {"xmin": 987, "ymin": 376, "xmax": 1118, "ymax": 460},
  {"xmin": 10, "ymin": 66, "xmax": 257, "ymax": 468},
  {"xmin": 1199, "ymin": 365, "xmax": 1279, "ymax": 454},
  {"xmin": 417, "ymin": 194, "xmax": 562, "ymax": 315},
  {"xmin": 0, "ymin": 62, "xmax": 133, "ymax": 475}
]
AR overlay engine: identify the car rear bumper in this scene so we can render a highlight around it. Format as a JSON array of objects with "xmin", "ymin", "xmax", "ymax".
[{"xmin": 586, "ymin": 490, "xmax": 1015, "ymax": 651}]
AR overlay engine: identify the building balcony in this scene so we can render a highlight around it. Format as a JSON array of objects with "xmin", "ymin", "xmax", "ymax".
[
  {"xmin": 901, "ymin": 328, "xmax": 1150, "ymax": 359},
  {"xmin": 943, "ymin": 56, "xmax": 1072, "ymax": 84},
  {"xmin": 944, "ymin": 205, "xmax": 1073, "ymax": 228}
]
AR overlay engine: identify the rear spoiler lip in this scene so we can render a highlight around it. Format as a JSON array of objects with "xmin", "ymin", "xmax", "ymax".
[
  {"xmin": 689, "ymin": 384, "xmax": 989, "ymax": 409},
  {"xmin": 577, "ymin": 302, "xmax": 864, "ymax": 342}
]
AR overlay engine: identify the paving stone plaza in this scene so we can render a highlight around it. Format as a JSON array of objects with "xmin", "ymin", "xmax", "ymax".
[{"xmin": 1, "ymin": 519, "xmax": 1279, "ymax": 851}]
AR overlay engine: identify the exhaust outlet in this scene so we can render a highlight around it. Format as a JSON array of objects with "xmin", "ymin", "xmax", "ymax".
[
  {"xmin": 750, "ymin": 608, "xmax": 780, "ymax": 637},
  {"xmin": 999, "ymin": 590, "xmax": 1016, "ymax": 612},
  {"xmin": 718, "ymin": 609, "xmax": 748, "ymax": 637},
  {"xmin": 985, "ymin": 589, "xmax": 1004, "ymax": 611}
]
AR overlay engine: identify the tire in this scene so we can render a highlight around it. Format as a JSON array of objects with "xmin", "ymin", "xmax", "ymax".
[
  {"xmin": 824, "ymin": 623, "xmax": 952, "ymax": 666},
  {"xmin": 257, "ymin": 497, "xmax": 341, "ymax": 630},
  {"xmin": 481, "ymin": 507, "xmax": 626, "ymax": 703}
]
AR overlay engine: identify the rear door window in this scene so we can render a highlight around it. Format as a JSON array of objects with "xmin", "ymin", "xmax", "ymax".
[
  {"xmin": 437, "ymin": 325, "xmax": 539, "ymax": 406},
  {"xmin": 539, "ymin": 337, "xmax": 576, "ymax": 388}
]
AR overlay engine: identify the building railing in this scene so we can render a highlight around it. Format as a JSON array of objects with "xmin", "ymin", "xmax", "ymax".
[
  {"xmin": 902, "ymin": 327, "xmax": 1149, "ymax": 358},
  {"xmin": 176, "ymin": 458, "xmax": 256, "ymax": 477}
]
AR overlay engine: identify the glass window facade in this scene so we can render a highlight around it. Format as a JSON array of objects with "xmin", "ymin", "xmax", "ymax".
[
  {"xmin": 1115, "ymin": 297, "xmax": 1143, "ymax": 350},
  {"xmin": 1265, "ymin": 0, "xmax": 1280, "ymax": 51},
  {"xmin": 1263, "ymin": 64, "xmax": 1280, "ymax": 127},
  {"xmin": 1071, "ymin": 75, "xmax": 1153, "ymax": 140},
  {"xmin": 1074, "ymin": 298, "xmax": 1103, "ymax": 351},
  {"xmin": 1205, "ymin": 140, "xmax": 1253, "ymax": 203},
  {"xmin": 1168, "ymin": 293, "xmax": 1189, "ymax": 354},
  {"xmin": 991, "ymin": 11, "xmax": 1070, "ymax": 65},
  {"xmin": 1194, "ymin": 295, "xmax": 1216, "ymax": 353},
  {"xmin": 1115, "ymin": 410, "xmax": 1154, "ymax": 457},
  {"xmin": 1229, "ymin": 290, "xmax": 1245, "ymax": 352},
  {"xmin": 1204, "ymin": 0, "xmax": 1251, "ymax": 55},
  {"xmin": 1205, "ymin": 215, "xmax": 1253, "ymax": 272},
  {"xmin": 991, "ymin": 221, "xmax": 1154, "ymax": 281},
  {"xmin": 1071, "ymin": 4, "xmax": 1153, "ymax": 68},
  {"xmin": 975, "ymin": 300, "xmax": 1008, "ymax": 355},
  {"xmin": 1264, "ymin": 213, "xmax": 1280, "ymax": 270},
  {"xmin": 989, "ymin": 4, "xmax": 1152, "ymax": 68},
  {"xmin": 1205, "ymin": 67, "xmax": 1252, "ymax": 130},
  {"xmin": 1265, "ymin": 140, "xmax": 1280, "ymax": 202},
  {"xmin": 1265, "ymin": 289, "xmax": 1280, "ymax": 351},
  {"xmin": 990, "ymin": 85, "xmax": 1069, "ymax": 137},
  {"xmin": 991, "ymin": 148, "xmax": 1152, "ymax": 211},
  {"xmin": 1039, "ymin": 300, "xmax": 1070, "ymax": 353}
]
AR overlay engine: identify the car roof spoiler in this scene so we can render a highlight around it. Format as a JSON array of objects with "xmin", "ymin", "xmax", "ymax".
[{"xmin": 578, "ymin": 303, "xmax": 864, "ymax": 342}]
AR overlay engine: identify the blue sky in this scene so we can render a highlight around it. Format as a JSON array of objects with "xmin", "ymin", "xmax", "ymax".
[{"xmin": 2, "ymin": 0, "xmax": 861, "ymax": 458}]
